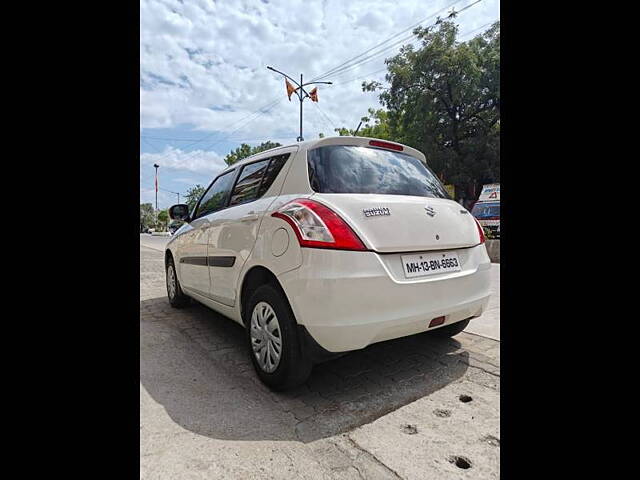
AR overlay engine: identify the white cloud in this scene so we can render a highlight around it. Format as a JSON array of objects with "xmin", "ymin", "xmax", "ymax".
[
  {"xmin": 140, "ymin": 146, "xmax": 227, "ymax": 175},
  {"xmin": 140, "ymin": 0, "xmax": 499, "ymax": 146}
]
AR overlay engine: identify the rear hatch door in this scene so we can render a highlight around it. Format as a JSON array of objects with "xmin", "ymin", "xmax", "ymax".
[
  {"xmin": 306, "ymin": 141, "xmax": 481, "ymax": 253},
  {"xmin": 312, "ymin": 193, "xmax": 480, "ymax": 252}
]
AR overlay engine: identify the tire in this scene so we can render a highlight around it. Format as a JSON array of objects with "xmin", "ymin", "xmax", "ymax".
[
  {"xmin": 166, "ymin": 256, "xmax": 190, "ymax": 308},
  {"xmin": 245, "ymin": 284, "xmax": 312, "ymax": 391},
  {"xmin": 430, "ymin": 318, "xmax": 471, "ymax": 338}
]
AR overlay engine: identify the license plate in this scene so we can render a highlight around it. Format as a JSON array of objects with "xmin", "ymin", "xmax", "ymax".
[{"xmin": 401, "ymin": 251, "xmax": 462, "ymax": 278}]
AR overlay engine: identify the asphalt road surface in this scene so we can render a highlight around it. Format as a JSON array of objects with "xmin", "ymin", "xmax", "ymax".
[{"xmin": 140, "ymin": 235, "xmax": 500, "ymax": 479}]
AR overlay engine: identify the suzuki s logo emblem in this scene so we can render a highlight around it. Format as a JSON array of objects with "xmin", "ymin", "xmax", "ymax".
[{"xmin": 424, "ymin": 205, "xmax": 436, "ymax": 217}]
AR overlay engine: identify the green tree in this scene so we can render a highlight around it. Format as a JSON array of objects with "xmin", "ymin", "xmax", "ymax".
[
  {"xmin": 140, "ymin": 203, "xmax": 154, "ymax": 230},
  {"xmin": 157, "ymin": 209, "xmax": 169, "ymax": 231},
  {"xmin": 334, "ymin": 108, "xmax": 392, "ymax": 139},
  {"xmin": 184, "ymin": 184, "xmax": 205, "ymax": 212},
  {"xmin": 224, "ymin": 141, "xmax": 282, "ymax": 166},
  {"xmin": 362, "ymin": 20, "xmax": 500, "ymax": 199}
]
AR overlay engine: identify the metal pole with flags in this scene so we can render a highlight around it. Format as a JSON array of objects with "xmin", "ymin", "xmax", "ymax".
[{"xmin": 267, "ymin": 66, "xmax": 332, "ymax": 142}]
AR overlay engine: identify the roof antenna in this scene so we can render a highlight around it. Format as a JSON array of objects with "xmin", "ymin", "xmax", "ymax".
[{"xmin": 353, "ymin": 121, "xmax": 362, "ymax": 136}]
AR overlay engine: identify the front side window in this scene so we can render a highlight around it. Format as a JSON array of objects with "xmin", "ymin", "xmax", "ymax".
[
  {"xmin": 195, "ymin": 170, "xmax": 236, "ymax": 218},
  {"xmin": 307, "ymin": 145, "xmax": 448, "ymax": 198}
]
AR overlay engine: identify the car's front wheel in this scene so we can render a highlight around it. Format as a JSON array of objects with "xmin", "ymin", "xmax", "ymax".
[
  {"xmin": 166, "ymin": 256, "xmax": 190, "ymax": 308},
  {"xmin": 245, "ymin": 284, "xmax": 312, "ymax": 390}
]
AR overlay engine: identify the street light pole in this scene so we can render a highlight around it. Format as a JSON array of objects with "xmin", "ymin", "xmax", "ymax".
[
  {"xmin": 153, "ymin": 163, "xmax": 159, "ymax": 212},
  {"xmin": 266, "ymin": 66, "xmax": 332, "ymax": 142},
  {"xmin": 299, "ymin": 73, "xmax": 303, "ymax": 141},
  {"xmin": 153, "ymin": 163, "xmax": 159, "ymax": 229}
]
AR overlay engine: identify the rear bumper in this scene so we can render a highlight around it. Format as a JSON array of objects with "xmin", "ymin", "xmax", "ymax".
[{"xmin": 278, "ymin": 244, "xmax": 492, "ymax": 352}]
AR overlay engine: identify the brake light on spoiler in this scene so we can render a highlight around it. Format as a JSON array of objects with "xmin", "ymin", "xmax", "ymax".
[{"xmin": 368, "ymin": 140, "xmax": 403, "ymax": 151}]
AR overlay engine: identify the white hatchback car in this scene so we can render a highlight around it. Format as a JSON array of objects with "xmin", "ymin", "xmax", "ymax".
[{"xmin": 166, "ymin": 136, "xmax": 491, "ymax": 390}]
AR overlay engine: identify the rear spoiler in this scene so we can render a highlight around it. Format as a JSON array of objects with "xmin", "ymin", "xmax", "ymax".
[{"xmin": 307, "ymin": 136, "xmax": 427, "ymax": 164}]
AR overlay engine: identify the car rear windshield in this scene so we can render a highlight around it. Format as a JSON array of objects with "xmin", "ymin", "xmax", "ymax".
[
  {"xmin": 307, "ymin": 145, "xmax": 449, "ymax": 198},
  {"xmin": 471, "ymin": 202, "xmax": 500, "ymax": 218}
]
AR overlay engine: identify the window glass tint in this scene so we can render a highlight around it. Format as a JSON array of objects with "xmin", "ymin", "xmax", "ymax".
[
  {"xmin": 229, "ymin": 159, "xmax": 270, "ymax": 206},
  {"xmin": 307, "ymin": 145, "xmax": 448, "ymax": 198},
  {"xmin": 258, "ymin": 154, "xmax": 289, "ymax": 197},
  {"xmin": 195, "ymin": 170, "xmax": 235, "ymax": 218},
  {"xmin": 471, "ymin": 202, "xmax": 500, "ymax": 218}
]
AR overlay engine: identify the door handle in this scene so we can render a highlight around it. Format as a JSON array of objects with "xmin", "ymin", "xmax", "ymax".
[{"xmin": 240, "ymin": 214, "xmax": 259, "ymax": 222}]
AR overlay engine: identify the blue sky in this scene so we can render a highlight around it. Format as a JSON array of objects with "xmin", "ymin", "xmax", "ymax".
[{"xmin": 140, "ymin": 0, "xmax": 499, "ymax": 209}]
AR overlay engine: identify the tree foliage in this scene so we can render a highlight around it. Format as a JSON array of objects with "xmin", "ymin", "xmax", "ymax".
[
  {"xmin": 184, "ymin": 184, "xmax": 205, "ymax": 212},
  {"xmin": 334, "ymin": 108, "xmax": 392, "ymax": 139},
  {"xmin": 223, "ymin": 141, "xmax": 282, "ymax": 166},
  {"xmin": 338, "ymin": 21, "xmax": 500, "ymax": 200},
  {"xmin": 140, "ymin": 203, "xmax": 155, "ymax": 230},
  {"xmin": 157, "ymin": 209, "xmax": 169, "ymax": 230}
]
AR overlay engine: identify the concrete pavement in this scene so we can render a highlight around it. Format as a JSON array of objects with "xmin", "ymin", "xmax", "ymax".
[
  {"xmin": 465, "ymin": 264, "xmax": 500, "ymax": 340},
  {"xmin": 140, "ymin": 238, "xmax": 500, "ymax": 479},
  {"xmin": 140, "ymin": 233, "xmax": 171, "ymax": 252}
]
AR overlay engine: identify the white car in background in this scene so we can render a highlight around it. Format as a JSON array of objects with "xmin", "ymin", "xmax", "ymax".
[{"xmin": 165, "ymin": 137, "xmax": 491, "ymax": 390}]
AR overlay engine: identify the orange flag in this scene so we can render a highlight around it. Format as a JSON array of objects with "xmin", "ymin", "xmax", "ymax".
[
  {"xmin": 285, "ymin": 79, "xmax": 297, "ymax": 101},
  {"xmin": 309, "ymin": 87, "xmax": 318, "ymax": 102}
]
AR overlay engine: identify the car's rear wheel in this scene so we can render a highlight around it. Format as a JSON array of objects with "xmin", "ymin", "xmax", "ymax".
[
  {"xmin": 245, "ymin": 284, "xmax": 312, "ymax": 391},
  {"xmin": 430, "ymin": 318, "xmax": 471, "ymax": 338},
  {"xmin": 166, "ymin": 256, "xmax": 190, "ymax": 308}
]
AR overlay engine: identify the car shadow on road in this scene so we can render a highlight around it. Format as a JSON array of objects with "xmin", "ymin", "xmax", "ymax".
[{"xmin": 140, "ymin": 296, "xmax": 470, "ymax": 443}]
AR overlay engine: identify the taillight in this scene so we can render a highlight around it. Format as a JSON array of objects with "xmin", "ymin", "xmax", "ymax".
[
  {"xmin": 271, "ymin": 199, "xmax": 367, "ymax": 251},
  {"xmin": 474, "ymin": 218, "xmax": 486, "ymax": 244}
]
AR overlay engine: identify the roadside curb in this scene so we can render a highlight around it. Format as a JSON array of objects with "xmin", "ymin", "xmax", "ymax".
[{"xmin": 486, "ymin": 239, "xmax": 500, "ymax": 263}]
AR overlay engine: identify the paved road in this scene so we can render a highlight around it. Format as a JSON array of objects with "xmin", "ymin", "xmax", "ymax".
[
  {"xmin": 140, "ymin": 233, "xmax": 171, "ymax": 252},
  {"xmin": 140, "ymin": 234, "xmax": 500, "ymax": 341},
  {"xmin": 140, "ymin": 240, "xmax": 499, "ymax": 479}
]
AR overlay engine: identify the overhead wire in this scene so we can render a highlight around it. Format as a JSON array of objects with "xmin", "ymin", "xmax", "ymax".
[
  {"xmin": 331, "ymin": 19, "xmax": 499, "ymax": 86},
  {"xmin": 310, "ymin": 0, "xmax": 470, "ymax": 82},
  {"xmin": 316, "ymin": 0, "xmax": 484, "ymax": 83}
]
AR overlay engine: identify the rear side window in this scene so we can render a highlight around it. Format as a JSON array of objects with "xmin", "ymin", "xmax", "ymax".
[
  {"xmin": 258, "ymin": 154, "xmax": 289, "ymax": 197},
  {"xmin": 229, "ymin": 153, "xmax": 290, "ymax": 206},
  {"xmin": 195, "ymin": 170, "xmax": 236, "ymax": 218},
  {"xmin": 229, "ymin": 159, "xmax": 270, "ymax": 206},
  {"xmin": 307, "ymin": 145, "xmax": 449, "ymax": 198}
]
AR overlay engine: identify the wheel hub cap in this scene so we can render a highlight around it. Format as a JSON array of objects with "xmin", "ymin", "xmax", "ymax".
[
  {"xmin": 167, "ymin": 265, "xmax": 176, "ymax": 299},
  {"xmin": 250, "ymin": 302, "xmax": 282, "ymax": 373}
]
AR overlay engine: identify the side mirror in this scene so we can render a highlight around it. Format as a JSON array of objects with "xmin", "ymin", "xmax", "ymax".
[{"xmin": 169, "ymin": 204, "xmax": 190, "ymax": 222}]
